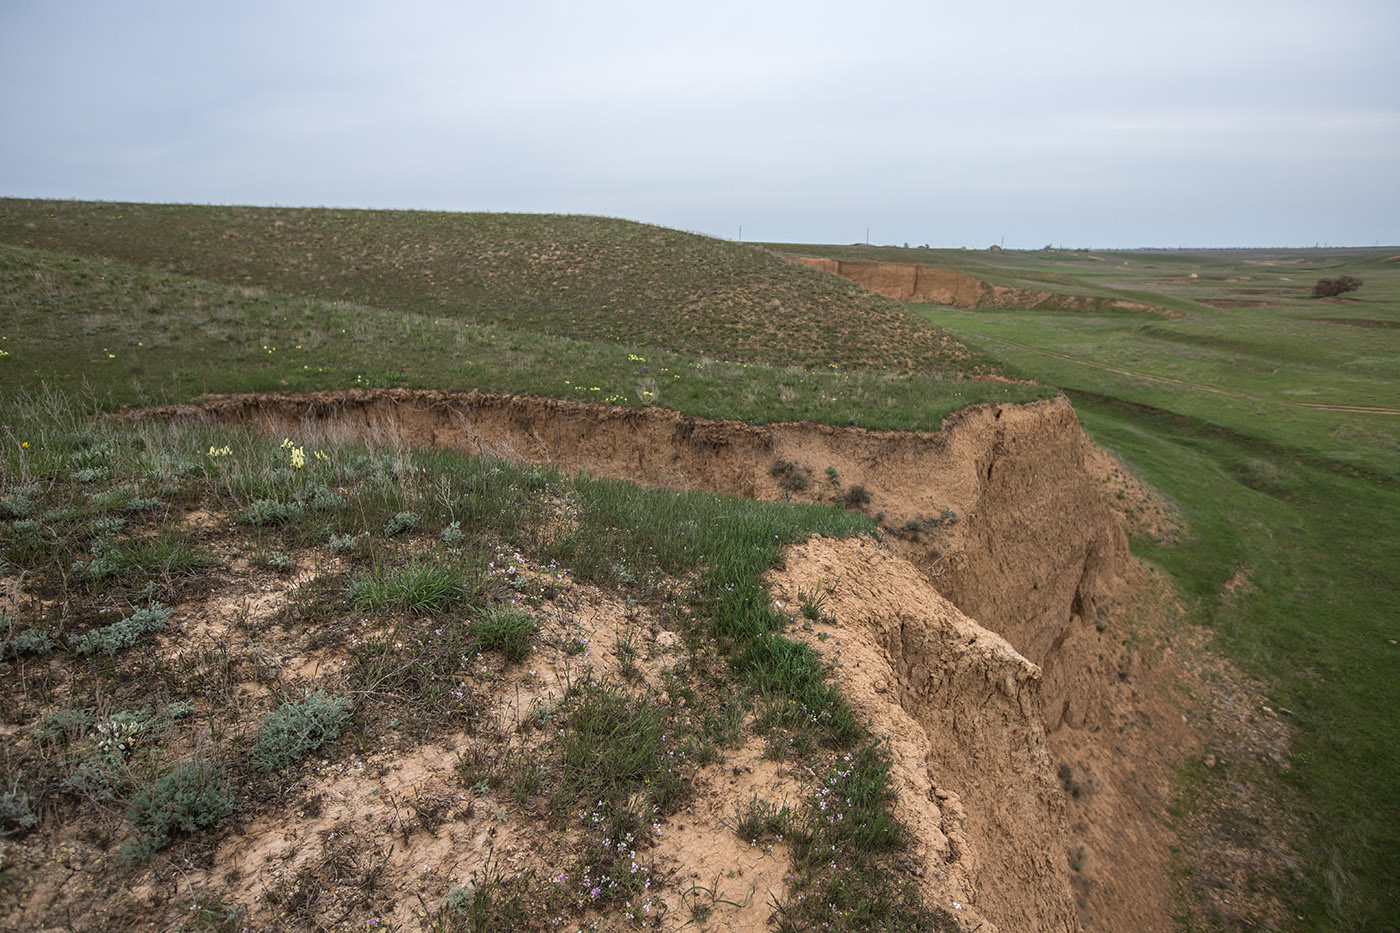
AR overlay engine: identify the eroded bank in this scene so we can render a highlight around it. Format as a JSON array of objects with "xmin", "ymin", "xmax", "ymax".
[{"xmin": 135, "ymin": 388, "xmax": 1184, "ymax": 931}]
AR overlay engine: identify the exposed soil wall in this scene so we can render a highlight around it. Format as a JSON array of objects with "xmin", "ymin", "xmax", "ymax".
[
  {"xmin": 790, "ymin": 257, "xmax": 990, "ymax": 306},
  {"xmin": 134, "ymin": 389, "xmax": 1178, "ymax": 931},
  {"xmin": 771, "ymin": 537, "xmax": 1078, "ymax": 933},
  {"xmin": 789, "ymin": 256, "xmax": 1176, "ymax": 316},
  {"xmin": 138, "ymin": 390, "xmax": 1128, "ymax": 694}
]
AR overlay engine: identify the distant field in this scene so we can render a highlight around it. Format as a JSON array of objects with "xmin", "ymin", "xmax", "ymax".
[{"xmin": 810, "ymin": 244, "xmax": 1400, "ymax": 930}]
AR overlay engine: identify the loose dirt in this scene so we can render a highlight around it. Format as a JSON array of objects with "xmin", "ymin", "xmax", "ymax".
[{"xmin": 1, "ymin": 543, "xmax": 808, "ymax": 933}]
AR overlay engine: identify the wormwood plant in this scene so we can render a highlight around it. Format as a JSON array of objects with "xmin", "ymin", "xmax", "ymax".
[
  {"xmin": 384, "ymin": 510, "xmax": 420, "ymax": 537},
  {"xmin": 123, "ymin": 759, "xmax": 237, "ymax": 863},
  {"xmin": 71, "ymin": 604, "xmax": 171, "ymax": 656},
  {"xmin": 242, "ymin": 498, "xmax": 303, "ymax": 526},
  {"xmin": 0, "ymin": 789, "xmax": 37, "ymax": 836},
  {"xmin": 1, "ymin": 624, "xmax": 55, "ymax": 658},
  {"xmin": 252, "ymin": 691, "xmax": 351, "ymax": 771}
]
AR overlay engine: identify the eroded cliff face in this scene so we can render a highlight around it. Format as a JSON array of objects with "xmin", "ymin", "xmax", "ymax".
[
  {"xmin": 134, "ymin": 389, "xmax": 1174, "ymax": 931},
  {"xmin": 790, "ymin": 257, "xmax": 990, "ymax": 307},
  {"xmin": 771, "ymin": 537, "xmax": 1078, "ymax": 933},
  {"xmin": 142, "ymin": 390, "xmax": 1128, "ymax": 723},
  {"xmin": 789, "ymin": 256, "xmax": 1175, "ymax": 316}
]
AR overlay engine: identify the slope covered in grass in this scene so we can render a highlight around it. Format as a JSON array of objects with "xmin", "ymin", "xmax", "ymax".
[
  {"xmin": 0, "ymin": 199, "xmax": 995, "ymax": 377},
  {"xmin": 0, "ymin": 244, "xmax": 1051, "ymax": 418}
]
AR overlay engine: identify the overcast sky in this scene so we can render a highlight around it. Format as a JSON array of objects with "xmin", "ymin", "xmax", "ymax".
[{"xmin": 3, "ymin": 0, "xmax": 1397, "ymax": 248}]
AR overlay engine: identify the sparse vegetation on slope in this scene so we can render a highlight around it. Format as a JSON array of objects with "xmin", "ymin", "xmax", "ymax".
[
  {"xmin": 0, "ymin": 198, "xmax": 996, "ymax": 377},
  {"xmin": 0, "ymin": 243, "xmax": 1049, "ymax": 422}
]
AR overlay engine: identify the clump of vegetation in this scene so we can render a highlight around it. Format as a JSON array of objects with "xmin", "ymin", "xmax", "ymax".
[
  {"xmin": 349, "ymin": 561, "xmax": 471, "ymax": 613},
  {"xmin": 383, "ymin": 510, "xmax": 420, "ymax": 537},
  {"xmin": 327, "ymin": 532, "xmax": 358, "ymax": 553},
  {"xmin": 1311, "ymin": 275, "xmax": 1363, "ymax": 298},
  {"xmin": 260, "ymin": 550, "xmax": 291, "ymax": 571},
  {"xmin": 0, "ymin": 789, "xmax": 37, "ymax": 837},
  {"xmin": 123, "ymin": 760, "xmax": 238, "ymax": 863},
  {"xmin": 2, "ymin": 625, "xmax": 55, "ymax": 658},
  {"xmin": 770, "ymin": 459, "xmax": 810, "ymax": 492},
  {"xmin": 440, "ymin": 520, "xmax": 465, "ymax": 547},
  {"xmin": 731, "ymin": 792, "xmax": 791, "ymax": 844},
  {"xmin": 842, "ymin": 484, "xmax": 871, "ymax": 510},
  {"xmin": 242, "ymin": 498, "xmax": 303, "ymax": 526},
  {"xmin": 555, "ymin": 680, "xmax": 688, "ymax": 819},
  {"xmin": 71, "ymin": 604, "xmax": 172, "ymax": 656},
  {"xmin": 71, "ymin": 532, "xmax": 212, "ymax": 583},
  {"xmin": 472, "ymin": 605, "xmax": 538, "ymax": 663},
  {"xmin": 798, "ymin": 587, "xmax": 829, "ymax": 623},
  {"xmin": 252, "ymin": 691, "xmax": 351, "ymax": 771},
  {"xmin": 0, "ymin": 494, "xmax": 36, "ymax": 520}
]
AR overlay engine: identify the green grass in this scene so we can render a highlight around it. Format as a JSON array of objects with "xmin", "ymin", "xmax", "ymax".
[
  {"xmin": 0, "ymin": 198, "xmax": 998, "ymax": 377},
  {"xmin": 0, "ymin": 242, "xmax": 1048, "ymax": 426},
  {"xmin": 349, "ymin": 561, "xmax": 472, "ymax": 614},
  {"xmin": 471, "ymin": 605, "xmax": 538, "ymax": 663},
  {"xmin": 1069, "ymin": 393, "xmax": 1400, "ymax": 928}
]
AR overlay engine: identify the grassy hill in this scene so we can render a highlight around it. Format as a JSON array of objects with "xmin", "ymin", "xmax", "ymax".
[
  {"xmin": 0, "ymin": 199, "xmax": 991, "ymax": 378},
  {"xmin": 6, "ymin": 197, "xmax": 1397, "ymax": 928}
]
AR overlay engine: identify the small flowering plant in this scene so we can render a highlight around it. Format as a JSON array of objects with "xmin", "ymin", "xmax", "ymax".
[{"xmin": 281, "ymin": 438, "xmax": 306, "ymax": 469}]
